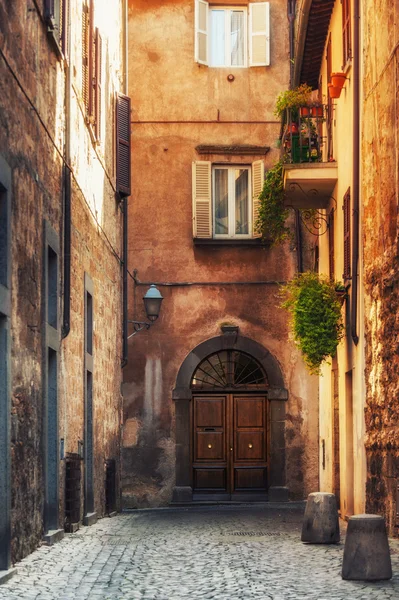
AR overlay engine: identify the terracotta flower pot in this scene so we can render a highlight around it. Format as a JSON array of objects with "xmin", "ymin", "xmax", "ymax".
[
  {"xmin": 328, "ymin": 83, "xmax": 341, "ymax": 99},
  {"xmin": 299, "ymin": 106, "xmax": 311, "ymax": 117},
  {"xmin": 310, "ymin": 105, "xmax": 323, "ymax": 118},
  {"xmin": 331, "ymin": 72, "xmax": 346, "ymax": 88},
  {"xmin": 287, "ymin": 122, "xmax": 299, "ymax": 134}
]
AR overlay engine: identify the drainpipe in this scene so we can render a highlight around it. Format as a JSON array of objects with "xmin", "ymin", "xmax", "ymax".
[
  {"xmin": 351, "ymin": 0, "xmax": 360, "ymax": 345},
  {"xmin": 121, "ymin": 197, "xmax": 128, "ymax": 368},
  {"xmin": 288, "ymin": 0, "xmax": 296, "ymax": 88},
  {"xmin": 121, "ymin": 0, "xmax": 129, "ymax": 368},
  {"xmin": 62, "ymin": 12, "xmax": 72, "ymax": 339}
]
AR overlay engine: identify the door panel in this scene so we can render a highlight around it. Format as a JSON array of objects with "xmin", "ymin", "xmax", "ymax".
[
  {"xmin": 194, "ymin": 468, "xmax": 226, "ymax": 490},
  {"xmin": 192, "ymin": 394, "xmax": 268, "ymax": 499},
  {"xmin": 235, "ymin": 431, "xmax": 265, "ymax": 460},
  {"xmin": 235, "ymin": 397, "xmax": 264, "ymax": 427},
  {"xmin": 195, "ymin": 397, "xmax": 224, "ymax": 427},
  {"xmin": 196, "ymin": 432, "xmax": 225, "ymax": 460},
  {"xmin": 234, "ymin": 467, "xmax": 267, "ymax": 490}
]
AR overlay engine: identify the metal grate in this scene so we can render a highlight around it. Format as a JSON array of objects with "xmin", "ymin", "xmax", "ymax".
[
  {"xmin": 191, "ymin": 350, "xmax": 268, "ymax": 390},
  {"xmin": 65, "ymin": 453, "xmax": 82, "ymax": 531},
  {"xmin": 105, "ymin": 459, "xmax": 117, "ymax": 515}
]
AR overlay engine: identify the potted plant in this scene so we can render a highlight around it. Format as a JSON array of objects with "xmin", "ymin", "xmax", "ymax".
[
  {"xmin": 328, "ymin": 83, "xmax": 341, "ymax": 99},
  {"xmin": 331, "ymin": 72, "xmax": 346, "ymax": 89},
  {"xmin": 255, "ymin": 161, "xmax": 291, "ymax": 246},
  {"xmin": 275, "ymin": 84, "xmax": 313, "ymax": 121},
  {"xmin": 310, "ymin": 104, "xmax": 323, "ymax": 118},
  {"xmin": 280, "ymin": 272, "xmax": 345, "ymax": 374}
]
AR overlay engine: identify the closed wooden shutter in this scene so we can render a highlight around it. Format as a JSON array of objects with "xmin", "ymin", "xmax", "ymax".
[
  {"xmin": 195, "ymin": 0, "xmax": 209, "ymax": 65},
  {"xmin": 116, "ymin": 93, "xmax": 131, "ymax": 197},
  {"xmin": 249, "ymin": 2, "xmax": 270, "ymax": 67},
  {"xmin": 343, "ymin": 188, "xmax": 351, "ymax": 280},
  {"xmin": 328, "ymin": 209, "xmax": 335, "ymax": 280},
  {"xmin": 82, "ymin": 3, "xmax": 90, "ymax": 114},
  {"xmin": 252, "ymin": 160, "xmax": 264, "ymax": 238},
  {"xmin": 95, "ymin": 28, "xmax": 102, "ymax": 141},
  {"xmin": 342, "ymin": 0, "xmax": 351, "ymax": 67},
  {"xmin": 192, "ymin": 161, "xmax": 212, "ymax": 238},
  {"xmin": 88, "ymin": 0, "xmax": 94, "ymax": 120},
  {"xmin": 61, "ymin": 0, "xmax": 70, "ymax": 58}
]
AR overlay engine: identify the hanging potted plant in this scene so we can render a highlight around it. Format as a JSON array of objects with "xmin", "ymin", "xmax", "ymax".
[
  {"xmin": 280, "ymin": 272, "xmax": 345, "ymax": 374},
  {"xmin": 275, "ymin": 84, "xmax": 313, "ymax": 123},
  {"xmin": 331, "ymin": 72, "xmax": 346, "ymax": 89},
  {"xmin": 255, "ymin": 161, "xmax": 291, "ymax": 246},
  {"xmin": 328, "ymin": 83, "xmax": 341, "ymax": 99}
]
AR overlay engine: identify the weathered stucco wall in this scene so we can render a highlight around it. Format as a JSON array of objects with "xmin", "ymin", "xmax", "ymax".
[
  {"xmin": 124, "ymin": 0, "xmax": 319, "ymax": 506},
  {"xmin": 362, "ymin": 0, "xmax": 399, "ymax": 535},
  {"xmin": 0, "ymin": 0, "xmax": 124, "ymax": 562}
]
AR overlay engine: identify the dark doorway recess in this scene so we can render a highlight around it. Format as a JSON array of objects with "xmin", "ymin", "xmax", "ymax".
[{"xmin": 172, "ymin": 334, "xmax": 289, "ymax": 503}]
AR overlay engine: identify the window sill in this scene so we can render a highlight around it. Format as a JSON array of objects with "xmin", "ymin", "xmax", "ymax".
[{"xmin": 194, "ymin": 238, "xmax": 271, "ymax": 247}]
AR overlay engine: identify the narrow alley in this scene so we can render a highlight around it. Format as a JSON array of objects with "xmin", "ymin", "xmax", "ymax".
[{"xmin": 1, "ymin": 505, "xmax": 398, "ymax": 600}]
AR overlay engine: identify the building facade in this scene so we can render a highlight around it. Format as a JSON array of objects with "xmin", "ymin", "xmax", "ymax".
[
  {"xmin": 291, "ymin": 0, "xmax": 399, "ymax": 536},
  {"xmin": 123, "ymin": 0, "xmax": 319, "ymax": 507},
  {"xmin": 0, "ymin": 0, "xmax": 129, "ymax": 567}
]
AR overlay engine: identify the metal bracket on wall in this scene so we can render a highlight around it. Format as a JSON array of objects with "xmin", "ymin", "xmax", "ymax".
[{"xmin": 285, "ymin": 183, "xmax": 337, "ymax": 237}]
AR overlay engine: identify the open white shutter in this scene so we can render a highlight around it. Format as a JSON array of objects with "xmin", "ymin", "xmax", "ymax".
[
  {"xmin": 252, "ymin": 160, "xmax": 264, "ymax": 238},
  {"xmin": 192, "ymin": 161, "xmax": 212, "ymax": 238},
  {"xmin": 249, "ymin": 2, "xmax": 270, "ymax": 67},
  {"xmin": 195, "ymin": 0, "xmax": 209, "ymax": 65}
]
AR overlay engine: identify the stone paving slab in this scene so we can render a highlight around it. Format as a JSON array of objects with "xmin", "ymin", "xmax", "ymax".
[{"xmin": 1, "ymin": 505, "xmax": 399, "ymax": 599}]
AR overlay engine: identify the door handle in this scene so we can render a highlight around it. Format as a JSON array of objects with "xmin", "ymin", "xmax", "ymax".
[
  {"xmin": 230, "ymin": 447, "xmax": 233, "ymax": 451},
  {"xmin": 248, "ymin": 443, "xmax": 253, "ymax": 449}
]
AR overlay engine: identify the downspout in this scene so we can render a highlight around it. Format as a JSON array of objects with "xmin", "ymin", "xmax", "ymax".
[
  {"xmin": 121, "ymin": 0, "xmax": 129, "ymax": 368},
  {"xmin": 351, "ymin": 0, "xmax": 360, "ymax": 345},
  {"xmin": 121, "ymin": 197, "xmax": 128, "ymax": 368},
  {"xmin": 62, "ymin": 13, "xmax": 72, "ymax": 339},
  {"xmin": 288, "ymin": 0, "xmax": 303, "ymax": 272}
]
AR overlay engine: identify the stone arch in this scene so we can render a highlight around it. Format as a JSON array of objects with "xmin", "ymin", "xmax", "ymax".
[{"xmin": 172, "ymin": 331, "xmax": 289, "ymax": 503}]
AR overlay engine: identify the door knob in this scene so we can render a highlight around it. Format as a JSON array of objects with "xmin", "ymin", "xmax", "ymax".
[
  {"xmin": 248, "ymin": 443, "xmax": 253, "ymax": 449},
  {"xmin": 208, "ymin": 444, "xmax": 212, "ymax": 449},
  {"xmin": 230, "ymin": 447, "xmax": 233, "ymax": 451}
]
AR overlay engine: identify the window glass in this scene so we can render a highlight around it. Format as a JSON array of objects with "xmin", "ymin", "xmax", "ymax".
[
  {"xmin": 210, "ymin": 10, "xmax": 225, "ymax": 67},
  {"xmin": 235, "ymin": 169, "xmax": 249, "ymax": 234},
  {"xmin": 214, "ymin": 169, "xmax": 229, "ymax": 234},
  {"xmin": 231, "ymin": 11, "xmax": 245, "ymax": 67}
]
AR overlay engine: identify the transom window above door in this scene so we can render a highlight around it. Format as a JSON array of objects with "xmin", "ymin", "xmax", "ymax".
[
  {"xmin": 191, "ymin": 350, "xmax": 268, "ymax": 389},
  {"xmin": 195, "ymin": 1, "xmax": 271, "ymax": 67},
  {"xmin": 192, "ymin": 160, "xmax": 264, "ymax": 239}
]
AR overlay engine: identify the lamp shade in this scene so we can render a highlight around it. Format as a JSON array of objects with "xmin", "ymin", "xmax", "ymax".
[{"xmin": 143, "ymin": 285, "xmax": 163, "ymax": 321}]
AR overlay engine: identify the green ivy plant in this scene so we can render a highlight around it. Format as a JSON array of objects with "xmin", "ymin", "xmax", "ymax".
[
  {"xmin": 274, "ymin": 84, "xmax": 313, "ymax": 120},
  {"xmin": 280, "ymin": 272, "xmax": 345, "ymax": 374},
  {"xmin": 255, "ymin": 161, "xmax": 290, "ymax": 246}
]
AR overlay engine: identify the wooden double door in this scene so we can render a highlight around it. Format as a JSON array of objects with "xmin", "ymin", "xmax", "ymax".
[{"xmin": 192, "ymin": 395, "xmax": 268, "ymax": 500}]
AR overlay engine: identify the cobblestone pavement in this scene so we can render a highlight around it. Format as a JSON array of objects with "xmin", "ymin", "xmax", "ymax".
[{"xmin": 1, "ymin": 504, "xmax": 399, "ymax": 600}]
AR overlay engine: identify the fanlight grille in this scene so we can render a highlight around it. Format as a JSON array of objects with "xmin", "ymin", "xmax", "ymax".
[{"xmin": 191, "ymin": 350, "xmax": 268, "ymax": 390}]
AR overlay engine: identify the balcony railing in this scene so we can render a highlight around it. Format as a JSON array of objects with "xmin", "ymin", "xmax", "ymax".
[{"xmin": 282, "ymin": 105, "xmax": 330, "ymax": 164}]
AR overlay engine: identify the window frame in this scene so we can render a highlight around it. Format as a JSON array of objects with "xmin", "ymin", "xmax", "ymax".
[
  {"xmin": 209, "ymin": 6, "xmax": 248, "ymax": 68},
  {"xmin": 342, "ymin": 0, "xmax": 352, "ymax": 69},
  {"xmin": 212, "ymin": 164, "xmax": 252, "ymax": 239}
]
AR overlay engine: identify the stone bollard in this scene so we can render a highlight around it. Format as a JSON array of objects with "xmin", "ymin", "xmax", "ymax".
[
  {"xmin": 301, "ymin": 492, "xmax": 340, "ymax": 544},
  {"xmin": 342, "ymin": 514, "xmax": 392, "ymax": 581}
]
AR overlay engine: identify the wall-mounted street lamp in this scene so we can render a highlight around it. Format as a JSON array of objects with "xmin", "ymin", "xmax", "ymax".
[{"xmin": 128, "ymin": 285, "xmax": 163, "ymax": 338}]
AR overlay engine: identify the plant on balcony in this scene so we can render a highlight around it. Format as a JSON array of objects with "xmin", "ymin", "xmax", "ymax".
[
  {"xmin": 255, "ymin": 161, "xmax": 290, "ymax": 246},
  {"xmin": 280, "ymin": 272, "xmax": 345, "ymax": 374},
  {"xmin": 274, "ymin": 84, "xmax": 313, "ymax": 120}
]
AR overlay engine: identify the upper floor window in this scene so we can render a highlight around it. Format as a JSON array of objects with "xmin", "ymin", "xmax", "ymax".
[
  {"xmin": 342, "ymin": 0, "xmax": 352, "ymax": 67},
  {"xmin": 195, "ymin": 1, "xmax": 270, "ymax": 68},
  {"xmin": 192, "ymin": 160, "xmax": 264, "ymax": 240},
  {"xmin": 210, "ymin": 8, "xmax": 247, "ymax": 67}
]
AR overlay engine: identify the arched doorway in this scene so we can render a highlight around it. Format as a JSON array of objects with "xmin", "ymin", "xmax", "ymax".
[{"xmin": 172, "ymin": 331, "xmax": 289, "ymax": 503}]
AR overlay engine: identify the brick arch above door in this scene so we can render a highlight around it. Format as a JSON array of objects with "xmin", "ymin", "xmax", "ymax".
[{"xmin": 172, "ymin": 332, "xmax": 289, "ymax": 503}]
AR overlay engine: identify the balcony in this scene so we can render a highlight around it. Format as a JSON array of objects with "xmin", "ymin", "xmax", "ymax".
[{"xmin": 282, "ymin": 105, "xmax": 338, "ymax": 209}]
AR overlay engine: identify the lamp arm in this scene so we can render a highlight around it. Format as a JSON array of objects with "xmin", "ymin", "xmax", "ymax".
[{"xmin": 127, "ymin": 320, "xmax": 153, "ymax": 338}]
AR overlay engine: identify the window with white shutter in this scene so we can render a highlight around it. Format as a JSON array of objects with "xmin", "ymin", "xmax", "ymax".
[
  {"xmin": 192, "ymin": 162, "xmax": 212, "ymax": 238},
  {"xmin": 192, "ymin": 161, "xmax": 264, "ymax": 239},
  {"xmin": 195, "ymin": 2, "xmax": 270, "ymax": 68},
  {"xmin": 249, "ymin": 2, "xmax": 270, "ymax": 67},
  {"xmin": 195, "ymin": 0, "xmax": 209, "ymax": 65}
]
